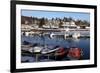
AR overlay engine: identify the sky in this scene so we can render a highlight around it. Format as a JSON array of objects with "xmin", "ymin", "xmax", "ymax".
[{"xmin": 21, "ymin": 10, "xmax": 90, "ymax": 22}]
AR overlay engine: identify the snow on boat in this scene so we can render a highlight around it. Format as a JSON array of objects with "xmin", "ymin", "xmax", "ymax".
[
  {"xmin": 41, "ymin": 46, "xmax": 60, "ymax": 54},
  {"xmin": 29, "ymin": 46, "xmax": 43, "ymax": 53}
]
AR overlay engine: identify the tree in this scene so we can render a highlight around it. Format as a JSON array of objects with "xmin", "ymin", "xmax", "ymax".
[
  {"xmin": 83, "ymin": 20, "xmax": 90, "ymax": 27},
  {"xmin": 75, "ymin": 20, "xmax": 90, "ymax": 29},
  {"xmin": 39, "ymin": 18, "xmax": 45, "ymax": 27},
  {"xmin": 59, "ymin": 20, "xmax": 63, "ymax": 28}
]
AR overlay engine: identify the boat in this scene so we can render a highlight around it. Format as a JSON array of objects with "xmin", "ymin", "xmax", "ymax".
[
  {"xmin": 29, "ymin": 46, "xmax": 43, "ymax": 54},
  {"xmin": 41, "ymin": 46, "xmax": 69, "ymax": 60},
  {"xmin": 55, "ymin": 48, "xmax": 66, "ymax": 56},
  {"xmin": 54, "ymin": 47, "xmax": 68, "ymax": 60},
  {"xmin": 41, "ymin": 45, "xmax": 60, "ymax": 54},
  {"xmin": 22, "ymin": 41, "xmax": 31, "ymax": 45},
  {"xmin": 72, "ymin": 33, "xmax": 80, "ymax": 39},
  {"xmin": 67, "ymin": 47, "xmax": 83, "ymax": 60}
]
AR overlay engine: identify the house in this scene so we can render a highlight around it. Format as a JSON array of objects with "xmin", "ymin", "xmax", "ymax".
[
  {"xmin": 61, "ymin": 21, "xmax": 78, "ymax": 29},
  {"xmin": 42, "ymin": 25, "xmax": 50, "ymax": 28},
  {"xmin": 51, "ymin": 25, "xmax": 59, "ymax": 29},
  {"xmin": 31, "ymin": 24, "xmax": 39, "ymax": 29},
  {"xmin": 21, "ymin": 24, "xmax": 33, "ymax": 31}
]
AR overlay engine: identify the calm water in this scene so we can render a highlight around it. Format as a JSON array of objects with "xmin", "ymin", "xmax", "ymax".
[{"xmin": 21, "ymin": 33, "xmax": 90, "ymax": 62}]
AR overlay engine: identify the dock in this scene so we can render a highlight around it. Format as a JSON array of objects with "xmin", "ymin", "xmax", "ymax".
[{"xmin": 21, "ymin": 28, "xmax": 90, "ymax": 39}]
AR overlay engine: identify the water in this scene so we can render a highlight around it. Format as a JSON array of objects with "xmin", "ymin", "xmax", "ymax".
[{"xmin": 21, "ymin": 32, "xmax": 90, "ymax": 62}]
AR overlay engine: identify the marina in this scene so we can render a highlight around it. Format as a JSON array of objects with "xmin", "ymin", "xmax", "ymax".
[{"xmin": 21, "ymin": 30, "xmax": 90, "ymax": 62}]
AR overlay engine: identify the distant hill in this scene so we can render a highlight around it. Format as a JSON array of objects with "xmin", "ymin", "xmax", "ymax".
[{"xmin": 21, "ymin": 16, "xmax": 90, "ymax": 27}]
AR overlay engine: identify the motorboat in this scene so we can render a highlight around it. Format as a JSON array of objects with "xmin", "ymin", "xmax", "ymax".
[
  {"xmin": 29, "ymin": 46, "xmax": 43, "ymax": 54},
  {"xmin": 54, "ymin": 47, "xmax": 68, "ymax": 60},
  {"xmin": 41, "ymin": 45, "xmax": 60, "ymax": 54},
  {"xmin": 55, "ymin": 47, "xmax": 67, "ymax": 56},
  {"xmin": 67, "ymin": 47, "xmax": 83, "ymax": 60}
]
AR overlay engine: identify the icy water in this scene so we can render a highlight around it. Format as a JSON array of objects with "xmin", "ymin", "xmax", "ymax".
[{"xmin": 21, "ymin": 33, "xmax": 90, "ymax": 62}]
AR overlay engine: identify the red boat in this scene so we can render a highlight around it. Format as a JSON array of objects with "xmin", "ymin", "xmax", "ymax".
[
  {"xmin": 67, "ymin": 47, "xmax": 83, "ymax": 60},
  {"xmin": 54, "ymin": 47, "xmax": 68, "ymax": 60},
  {"xmin": 55, "ymin": 48, "xmax": 66, "ymax": 56}
]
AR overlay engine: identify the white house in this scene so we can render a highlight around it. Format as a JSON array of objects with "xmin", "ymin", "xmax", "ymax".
[
  {"xmin": 42, "ymin": 25, "xmax": 50, "ymax": 28},
  {"xmin": 61, "ymin": 21, "xmax": 78, "ymax": 29},
  {"xmin": 51, "ymin": 25, "xmax": 59, "ymax": 29},
  {"xmin": 31, "ymin": 24, "xmax": 39, "ymax": 29}
]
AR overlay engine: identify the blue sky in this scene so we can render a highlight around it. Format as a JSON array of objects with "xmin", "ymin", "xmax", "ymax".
[{"xmin": 21, "ymin": 10, "xmax": 90, "ymax": 22}]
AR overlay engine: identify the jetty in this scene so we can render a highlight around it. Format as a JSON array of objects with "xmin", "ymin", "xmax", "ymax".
[{"xmin": 21, "ymin": 28, "xmax": 90, "ymax": 39}]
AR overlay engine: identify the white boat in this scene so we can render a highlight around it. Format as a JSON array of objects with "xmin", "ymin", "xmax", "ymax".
[
  {"xmin": 29, "ymin": 46, "xmax": 43, "ymax": 53},
  {"xmin": 41, "ymin": 47, "xmax": 60, "ymax": 54},
  {"xmin": 50, "ymin": 32, "xmax": 55, "ymax": 38},
  {"xmin": 72, "ymin": 33, "xmax": 80, "ymax": 39}
]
